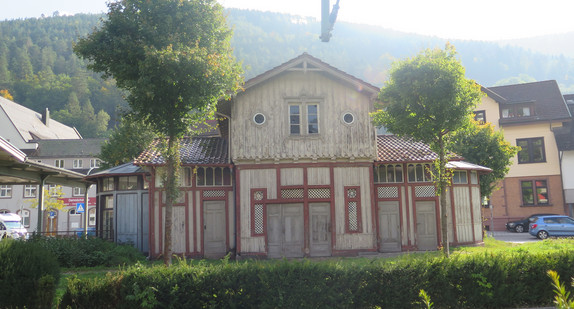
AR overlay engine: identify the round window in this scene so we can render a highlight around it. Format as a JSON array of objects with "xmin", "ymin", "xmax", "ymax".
[
  {"xmin": 253, "ymin": 113, "xmax": 265, "ymax": 125},
  {"xmin": 343, "ymin": 113, "xmax": 354, "ymax": 124}
]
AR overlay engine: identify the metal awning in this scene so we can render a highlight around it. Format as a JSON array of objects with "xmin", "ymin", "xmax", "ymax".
[{"xmin": 0, "ymin": 136, "xmax": 92, "ymax": 187}]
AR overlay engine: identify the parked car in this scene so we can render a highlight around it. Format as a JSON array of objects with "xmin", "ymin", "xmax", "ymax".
[
  {"xmin": 506, "ymin": 213, "xmax": 556, "ymax": 233},
  {"xmin": 0, "ymin": 213, "xmax": 28, "ymax": 240},
  {"xmin": 529, "ymin": 215, "xmax": 574, "ymax": 239}
]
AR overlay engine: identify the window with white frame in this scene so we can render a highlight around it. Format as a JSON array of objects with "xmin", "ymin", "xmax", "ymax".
[
  {"xmin": 0, "ymin": 185, "xmax": 12, "ymax": 198},
  {"xmin": 90, "ymin": 159, "xmax": 101, "ymax": 168},
  {"xmin": 73, "ymin": 159, "xmax": 83, "ymax": 169},
  {"xmin": 73, "ymin": 187, "xmax": 85, "ymax": 196},
  {"xmin": 55, "ymin": 159, "xmax": 64, "ymax": 168},
  {"xmin": 452, "ymin": 171, "xmax": 468, "ymax": 184},
  {"xmin": 18, "ymin": 209, "xmax": 30, "ymax": 227},
  {"xmin": 374, "ymin": 164, "xmax": 404, "ymax": 183},
  {"xmin": 289, "ymin": 102, "xmax": 320, "ymax": 135},
  {"xmin": 407, "ymin": 163, "xmax": 433, "ymax": 183},
  {"xmin": 24, "ymin": 185, "xmax": 37, "ymax": 198}
]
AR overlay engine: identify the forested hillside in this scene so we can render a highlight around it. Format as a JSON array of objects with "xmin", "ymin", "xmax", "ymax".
[{"xmin": 1, "ymin": 9, "xmax": 573, "ymax": 136}]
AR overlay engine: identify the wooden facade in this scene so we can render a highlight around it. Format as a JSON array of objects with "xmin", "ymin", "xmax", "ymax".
[{"xmin": 135, "ymin": 54, "xmax": 488, "ymax": 259}]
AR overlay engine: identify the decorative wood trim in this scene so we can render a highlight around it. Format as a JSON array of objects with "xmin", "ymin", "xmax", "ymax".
[{"xmin": 344, "ymin": 186, "xmax": 362, "ymax": 233}]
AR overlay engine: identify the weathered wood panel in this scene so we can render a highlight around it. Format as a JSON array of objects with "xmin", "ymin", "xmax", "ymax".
[
  {"xmin": 239, "ymin": 169, "xmax": 277, "ymax": 253},
  {"xmin": 333, "ymin": 166, "xmax": 375, "ymax": 250},
  {"xmin": 472, "ymin": 187, "xmax": 483, "ymax": 242},
  {"xmin": 232, "ymin": 71, "xmax": 376, "ymax": 162},
  {"xmin": 453, "ymin": 187, "xmax": 473, "ymax": 243},
  {"xmin": 307, "ymin": 167, "xmax": 331, "ymax": 185},
  {"xmin": 153, "ymin": 191, "xmax": 160, "ymax": 255},
  {"xmin": 162, "ymin": 206, "xmax": 186, "ymax": 254},
  {"xmin": 280, "ymin": 168, "xmax": 303, "ymax": 186},
  {"xmin": 228, "ymin": 193, "xmax": 235, "ymax": 249}
]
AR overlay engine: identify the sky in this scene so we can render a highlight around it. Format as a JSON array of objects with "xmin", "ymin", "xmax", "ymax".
[{"xmin": 1, "ymin": 0, "xmax": 574, "ymax": 41}]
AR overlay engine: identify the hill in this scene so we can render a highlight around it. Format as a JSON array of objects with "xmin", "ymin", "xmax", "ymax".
[{"xmin": 0, "ymin": 9, "xmax": 573, "ymax": 136}]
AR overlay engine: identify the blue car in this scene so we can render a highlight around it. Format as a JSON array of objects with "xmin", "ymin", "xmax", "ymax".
[{"xmin": 529, "ymin": 215, "xmax": 574, "ymax": 239}]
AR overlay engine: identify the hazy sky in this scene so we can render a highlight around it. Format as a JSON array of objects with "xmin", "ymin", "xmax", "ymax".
[{"xmin": 2, "ymin": 0, "xmax": 574, "ymax": 41}]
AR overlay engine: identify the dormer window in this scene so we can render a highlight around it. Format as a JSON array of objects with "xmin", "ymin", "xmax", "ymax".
[{"xmin": 501, "ymin": 104, "xmax": 533, "ymax": 118}]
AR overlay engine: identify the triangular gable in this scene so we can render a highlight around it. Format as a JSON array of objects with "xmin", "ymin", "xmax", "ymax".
[{"xmin": 243, "ymin": 53, "xmax": 380, "ymax": 98}]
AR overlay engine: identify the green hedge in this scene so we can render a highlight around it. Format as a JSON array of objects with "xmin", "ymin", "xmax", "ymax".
[
  {"xmin": 0, "ymin": 239, "xmax": 60, "ymax": 309},
  {"xmin": 29, "ymin": 236, "xmax": 145, "ymax": 268},
  {"xmin": 60, "ymin": 250, "xmax": 574, "ymax": 308}
]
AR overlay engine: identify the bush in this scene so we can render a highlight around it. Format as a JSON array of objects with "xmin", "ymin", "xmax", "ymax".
[
  {"xmin": 29, "ymin": 236, "xmax": 145, "ymax": 268},
  {"xmin": 61, "ymin": 249, "xmax": 574, "ymax": 308},
  {"xmin": 0, "ymin": 239, "xmax": 60, "ymax": 308}
]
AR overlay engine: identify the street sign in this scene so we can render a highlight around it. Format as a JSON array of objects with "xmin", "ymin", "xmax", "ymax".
[
  {"xmin": 76, "ymin": 203, "xmax": 85, "ymax": 214},
  {"xmin": 49, "ymin": 211, "xmax": 56, "ymax": 218}
]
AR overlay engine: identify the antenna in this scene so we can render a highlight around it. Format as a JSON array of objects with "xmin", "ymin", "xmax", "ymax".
[{"xmin": 320, "ymin": 0, "xmax": 340, "ymax": 42}]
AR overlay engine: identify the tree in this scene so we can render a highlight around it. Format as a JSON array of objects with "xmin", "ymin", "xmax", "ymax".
[
  {"xmin": 74, "ymin": 0, "xmax": 243, "ymax": 265},
  {"xmin": 99, "ymin": 115, "xmax": 156, "ymax": 169},
  {"xmin": 449, "ymin": 120, "xmax": 518, "ymax": 199},
  {"xmin": 371, "ymin": 44, "xmax": 483, "ymax": 256}
]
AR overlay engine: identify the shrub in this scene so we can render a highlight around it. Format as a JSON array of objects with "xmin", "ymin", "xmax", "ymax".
[
  {"xmin": 61, "ymin": 249, "xmax": 574, "ymax": 308},
  {"xmin": 0, "ymin": 239, "xmax": 60, "ymax": 308},
  {"xmin": 29, "ymin": 236, "xmax": 145, "ymax": 268}
]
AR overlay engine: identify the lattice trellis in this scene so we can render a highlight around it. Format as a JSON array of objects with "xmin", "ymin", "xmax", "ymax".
[
  {"xmin": 281, "ymin": 188, "xmax": 304, "ymax": 199},
  {"xmin": 253, "ymin": 204, "xmax": 264, "ymax": 234},
  {"xmin": 308, "ymin": 188, "xmax": 331, "ymax": 199},
  {"xmin": 378, "ymin": 186, "xmax": 398, "ymax": 198},
  {"xmin": 415, "ymin": 186, "xmax": 435, "ymax": 198},
  {"xmin": 203, "ymin": 190, "xmax": 226, "ymax": 198},
  {"xmin": 348, "ymin": 201, "xmax": 358, "ymax": 231},
  {"xmin": 253, "ymin": 191, "xmax": 264, "ymax": 201}
]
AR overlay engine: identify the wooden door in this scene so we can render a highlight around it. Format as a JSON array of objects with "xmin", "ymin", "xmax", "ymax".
[
  {"xmin": 378, "ymin": 201, "xmax": 401, "ymax": 252},
  {"xmin": 310, "ymin": 203, "xmax": 331, "ymax": 257},
  {"xmin": 267, "ymin": 204, "xmax": 304, "ymax": 258},
  {"xmin": 415, "ymin": 201, "xmax": 437, "ymax": 251},
  {"xmin": 43, "ymin": 210, "xmax": 58, "ymax": 236},
  {"xmin": 203, "ymin": 201, "xmax": 227, "ymax": 258}
]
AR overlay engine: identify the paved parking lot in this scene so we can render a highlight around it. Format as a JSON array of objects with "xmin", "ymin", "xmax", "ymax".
[{"xmin": 487, "ymin": 230, "xmax": 540, "ymax": 243}]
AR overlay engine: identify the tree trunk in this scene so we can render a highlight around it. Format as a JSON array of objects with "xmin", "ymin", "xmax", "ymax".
[
  {"xmin": 163, "ymin": 136, "xmax": 177, "ymax": 266},
  {"xmin": 438, "ymin": 135, "xmax": 450, "ymax": 257}
]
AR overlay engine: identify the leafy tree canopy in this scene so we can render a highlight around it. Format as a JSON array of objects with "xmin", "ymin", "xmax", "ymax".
[
  {"xmin": 372, "ymin": 44, "xmax": 483, "ymax": 256},
  {"xmin": 74, "ymin": 0, "xmax": 243, "ymax": 138},
  {"xmin": 99, "ymin": 114, "xmax": 156, "ymax": 169},
  {"xmin": 449, "ymin": 120, "xmax": 519, "ymax": 198}
]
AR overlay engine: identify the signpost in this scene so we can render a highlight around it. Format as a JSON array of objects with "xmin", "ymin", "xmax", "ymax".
[{"xmin": 76, "ymin": 203, "xmax": 85, "ymax": 214}]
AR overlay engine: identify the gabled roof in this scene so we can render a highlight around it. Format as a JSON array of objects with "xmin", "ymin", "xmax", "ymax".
[
  {"xmin": 243, "ymin": 53, "xmax": 380, "ymax": 97},
  {"xmin": 135, "ymin": 137, "xmax": 229, "ymax": 166},
  {"xmin": 0, "ymin": 96, "xmax": 82, "ymax": 142},
  {"xmin": 486, "ymin": 80, "xmax": 571, "ymax": 123},
  {"xmin": 376, "ymin": 135, "xmax": 462, "ymax": 162}
]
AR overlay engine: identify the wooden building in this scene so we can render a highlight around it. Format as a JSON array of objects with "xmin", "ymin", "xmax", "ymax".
[{"xmin": 136, "ymin": 54, "xmax": 489, "ymax": 259}]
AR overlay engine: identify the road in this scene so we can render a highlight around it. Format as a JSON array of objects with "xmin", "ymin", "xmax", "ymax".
[{"xmin": 487, "ymin": 230, "xmax": 541, "ymax": 243}]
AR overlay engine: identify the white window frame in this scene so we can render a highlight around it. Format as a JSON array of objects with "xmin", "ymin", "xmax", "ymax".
[
  {"xmin": 54, "ymin": 159, "xmax": 64, "ymax": 168},
  {"xmin": 73, "ymin": 187, "xmax": 84, "ymax": 196},
  {"xmin": 0, "ymin": 185, "xmax": 12, "ymax": 198},
  {"xmin": 24, "ymin": 185, "xmax": 37, "ymax": 198},
  {"xmin": 18, "ymin": 209, "xmax": 30, "ymax": 227},
  {"xmin": 288, "ymin": 101, "xmax": 321, "ymax": 136},
  {"xmin": 90, "ymin": 159, "xmax": 101, "ymax": 168},
  {"xmin": 73, "ymin": 159, "xmax": 83, "ymax": 169}
]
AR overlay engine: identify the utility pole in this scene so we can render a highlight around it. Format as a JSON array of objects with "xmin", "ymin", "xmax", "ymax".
[{"xmin": 320, "ymin": 0, "xmax": 340, "ymax": 42}]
